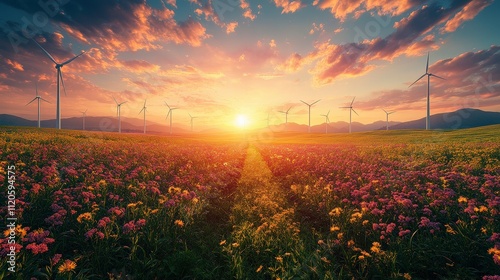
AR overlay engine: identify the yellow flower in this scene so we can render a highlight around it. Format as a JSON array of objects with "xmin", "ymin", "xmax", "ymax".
[
  {"xmin": 458, "ymin": 196, "xmax": 468, "ymax": 203},
  {"xmin": 76, "ymin": 212, "xmax": 92, "ymax": 223},
  {"xmin": 330, "ymin": 225, "xmax": 340, "ymax": 232},
  {"xmin": 219, "ymin": 240, "xmax": 226, "ymax": 246},
  {"xmin": 347, "ymin": 240, "xmax": 355, "ymax": 247},
  {"xmin": 150, "ymin": 209, "xmax": 159, "ymax": 214},
  {"xmin": 445, "ymin": 224, "xmax": 457, "ymax": 235},
  {"xmin": 127, "ymin": 203, "xmax": 137, "ymax": 208},
  {"xmin": 329, "ymin": 207, "xmax": 342, "ymax": 217},
  {"xmin": 403, "ymin": 273, "xmax": 412, "ymax": 280},
  {"xmin": 232, "ymin": 242, "xmax": 239, "ymax": 248},
  {"xmin": 256, "ymin": 265, "xmax": 263, "ymax": 273},
  {"xmin": 350, "ymin": 212, "xmax": 362, "ymax": 223},
  {"xmin": 370, "ymin": 242, "xmax": 382, "ymax": 254},
  {"xmin": 321, "ymin": 257, "xmax": 330, "ymax": 263},
  {"xmin": 58, "ymin": 259, "xmax": 77, "ymax": 273},
  {"xmin": 275, "ymin": 256, "xmax": 283, "ymax": 263},
  {"xmin": 192, "ymin": 197, "xmax": 199, "ymax": 204},
  {"xmin": 174, "ymin": 220, "xmax": 184, "ymax": 228}
]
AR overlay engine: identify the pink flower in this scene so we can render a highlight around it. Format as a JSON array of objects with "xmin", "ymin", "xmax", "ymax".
[
  {"xmin": 122, "ymin": 221, "xmax": 136, "ymax": 234},
  {"xmin": 26, "ymin": 243, "xmax": 49, "ymax": 254},
  {"xmin": 97, "ymin": 217, "xmax": 111, "ymax": 228},
  {"xmin": 51, "ymin": 254, "xmax": 62, "ymax": 266}
]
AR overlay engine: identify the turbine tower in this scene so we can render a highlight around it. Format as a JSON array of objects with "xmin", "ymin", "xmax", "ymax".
[
  {"xmin": 188, "ymin": 113, "xmax": 198, "ymax": 132},
  {"xmin": 165, "ymin": 102, "xmax": 178, "ymax": 135},
  {"xmin": 26, "ymin": 81, "xmax": 50, "ymax": 128},
  {"xmin": 33, "ymin": 39, "xmax": 86, "ymax": 129},
  {"xmin": 113, "ymin": 97, "xmax": 127, "ymax": 133},
  {"xmin": 408, "ymin": 52, "xmax": 445, "ymax": 130},
  {"xmin": 339, "ymin": 97, "xmax": 358, "ymax": 133},
  {"xmin": 278, "ymin": 106, "xmax": 292, "ymax": 125},
  {"xmin": 300, "ymin": 100, "xmax": 320, "ymax": 133},
  {"xmin": 320, "ymin": 110, "xmax": 330, "ymax": 134},
  {"xmin": 80, "ymin": 109, "xmax": 87, "ymax": 130},
  {"xmin": 382, "ymin": 109, "xmax": 395, "ymax": 131},
  {"xmin": 139, "ymin": 100, "xmax": 147, "ymax": 134}
]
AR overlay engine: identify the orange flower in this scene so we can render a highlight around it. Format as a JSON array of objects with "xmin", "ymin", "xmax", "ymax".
[{"xmin": 58, "ymin": 259, "xmax": 77, "ymax": 273}]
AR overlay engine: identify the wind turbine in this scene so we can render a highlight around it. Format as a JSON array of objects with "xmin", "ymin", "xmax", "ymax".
[
  {"xmin": 139, "ymin": 100, "xmax": 147, "ymax": 134},
  {"xmin": 320, "ymin": 110, "xmax": 330, "ymax": 134},
  {"xmin": 80, "ymin": 109, "xmax": 87, "ymax": 130},
  {"xmin": 382, "ymin": 109, "xmax": 395, "ymax": 131},
  {"xmin": 278, "ymin": 106, "xmax": 292, "ymax": 125},
  {"xmin": 339, "ymin": 97, "xmax": 358, "ymax": 133},
  {"xmin": 264, "ymin": 112, "xmax": 270, "ymax": 128},
  {"xmin": 165, "ymin": 102, "xmax": 178, "ymax": 135},
  {"xmin": 26, "ymin": 81, "xmax": 50, "ymax": 128},
  {"xmin": 113, "ymin": 97, "xmax": 127, "ymax": 133},
  {"xmin": 408, "ymin": 52, "xmax": 445, "ymax": 130},
  {"xmin": 188, "ymin": 113, "xmax": 198, "ymax": 132},
  {"xmin": 33, "ymin": 39, "xmax": 86, "ymax": 129},
  {"xmin": 300, "ymin": 100, "xmax": 320, "ymax": 133}
]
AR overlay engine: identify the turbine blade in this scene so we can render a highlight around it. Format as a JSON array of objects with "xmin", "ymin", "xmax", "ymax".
[
  {"xmin": 350, "ymin": 97, "xmax": 356, "ymax": 106},
  {"xmin": 311, "ymin": 99, "xmax": 321, "ymax": 106},
  {"xmin": 278, "ymin": 110, "xmax": 285, "ymax": 113},
  {"xmin": 327, "ymin": 110, "xmax": 330, "ymax": 116},
  {"xmin": 352, "ymin": 108, "xmax": 359, "ymax": 116},
  {"xmin": 119, "ymin": 101, "xmax": 127, "ymax": 106},
  {"xmin": 116, "ymin": 106, "xmax": 119, "ymax": 117},
  {"xmin": 26, "ymin": 98, "xmax": 37, "ymax": 106},
  {"xmin": 286, "ymin": 106, "xmax": 292, "ymax": 113},
  {"xmin": 35, "ymin": 80, "xmax": 38, "ymax": 96},
  {"xmin": 426, "ymin": 52, "xmax": 429, "ymax": 73},
  {"xmin": 300, "ymin": 100, "xmax": 308, "ymax": 106},
  {"xmin": 40, "ymin": 97, "xmax": 50, "ymax": 103},
  {"xmin": 59, "ymin": 70, "xmax": 67, "ymax": 96},
  {"xmin": 144, "ymin": 100, "xmax": 147, "ymax": 107},
  {"xmin": 339, "ymin": 106, "xmax": 350, "ymax": 109},
  {"xmin": 61, "ymin": 51, "xmax": 86, "ymax": 66},
  {"xmin": 32, "ymin": 39, "xmax": 57, "ymax": 64},
  {"xmin": 166, "ymin": 110, "xmax": 171, "ymax": 119},
  {"xmin": 382, "ymin": 109, "xmax": 387, "ymax": 114},
  {"xmin": 139, "ymin": 108, "xmax": 144, "ymax": 115},
  {"xmin": 113, "ymin": 96, "xmax": 118, "ymax": 105},
  {"xmin": 430, "ymin": 73, "xmax": 445, "ymax": 80},
  {"xmin": 408, "ymin": 74, "xmax": 426, "ymax": 88}
]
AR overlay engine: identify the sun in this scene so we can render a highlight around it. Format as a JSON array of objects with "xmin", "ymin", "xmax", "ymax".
[{"xmin": 235, "ymin": 114, "xmax": 250, "ymax": 128}]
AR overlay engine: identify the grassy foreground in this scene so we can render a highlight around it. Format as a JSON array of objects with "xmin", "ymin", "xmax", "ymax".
[{"xmin": 1, "ymin": 126, "xmax": 500, "ymax": 279}]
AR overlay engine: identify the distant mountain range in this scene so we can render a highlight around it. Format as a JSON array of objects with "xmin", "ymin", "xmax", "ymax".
[{"xmin": 1, "ymin": 108, "xmax": 499, "ymax": 134}]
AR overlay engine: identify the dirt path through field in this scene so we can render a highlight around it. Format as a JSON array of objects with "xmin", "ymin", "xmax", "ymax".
[{"xmin": 224, "ymin": 145, "xmax": 304, "ymax": 278}]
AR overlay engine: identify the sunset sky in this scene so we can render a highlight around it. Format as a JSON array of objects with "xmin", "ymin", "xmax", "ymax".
[{"xmin": 0, "ymin": 0, "xmax": 499, "ymax": 131}]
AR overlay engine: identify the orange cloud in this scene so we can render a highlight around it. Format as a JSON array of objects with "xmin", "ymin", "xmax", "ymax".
[
  {"xmin": 312, "ymin": 0, "xmax": 417, "ymax": 21},
  {"xmin": 6, "ymin": 59, "xmax": 24, "ymax": 71},
  {"xmin": 441, "ymin": 0, "xmax": 492, "ymax": 33},
  {"xmin": 241, "ymin": 0, "xmax": 256, "ymax": 20},
  {"xmin": 273, "ymin": 0, "xmax": 305, "ymax": 14}
]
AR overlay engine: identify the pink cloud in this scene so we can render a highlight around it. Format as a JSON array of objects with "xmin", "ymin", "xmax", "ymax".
[{"xmin": 241, "ymin": 0, "xmax": 256, "ymax": 20}]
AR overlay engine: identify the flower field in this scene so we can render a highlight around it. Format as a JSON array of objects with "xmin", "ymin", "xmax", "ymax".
[{"xmin": 1, "ymin": 126, "xmax": 500, "ymax": 279}]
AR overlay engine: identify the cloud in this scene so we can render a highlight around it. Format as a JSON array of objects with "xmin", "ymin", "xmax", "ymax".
[
  {"xmin": 2, "ymin": 1, "xmax": 209, "ymax": 52},
  {"xmin": 282, "ymin": 1, "xmax": 484, "ymax": 85},
  {"xmin": 357, "ymin": 46, "xmax": 500, "ymax": 110},
  {"xmin": 441, "ymin": 0, "xmax": 492, "ymax": 33},
  {"xmin": 312, "ymin": 0, "xmax": 425, "ymax": 21},
  {"xmin": 272, "ymin": 0, "xmax": 305, "ymax": 14},
  {"xmin": 241, "ymin": 0, "xmax": 256, "ymax": 20}
]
